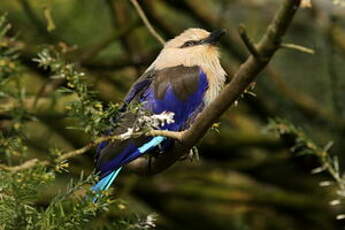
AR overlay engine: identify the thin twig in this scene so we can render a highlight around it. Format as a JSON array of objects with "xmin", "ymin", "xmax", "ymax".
[
  {"xmin": 56, "ymin": 132, "xmax": 140, "ymax": 163},
  {"xmin": 0, "ymin": 128, "xmax": 185, "ymax": 172},
  {"xmin": 0, "ymin": 159, "xmax": 49, "ymax": 172},
  {"xmin": 238, "ymin": 24, "xmax": 261, "ymax": 59},
  {"xmin": 17, "ymin": 0, "xmax": 56, "ymax": 42},
  {"xmin": 0, "ymin": 135, "xmax": 131, "ymax": 172},
  {"xmin": 149, "ymin": 130, "xmax": 185, "ymax": 141},
  {"xmin": 129, "ymin": 0, "xmax": 165, "ymax": 45},
  {"xmin": 56, "ymin": 128, "xmax": 185, "ymax": 163},
  {"xmin": 281, "ymin": 43, "xmax": 315, "ymax": 54}
]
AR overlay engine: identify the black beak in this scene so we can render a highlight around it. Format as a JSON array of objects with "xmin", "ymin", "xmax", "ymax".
[{"xmin": 201, "ymin": 29, "xmax": 226, "ymax": 45}]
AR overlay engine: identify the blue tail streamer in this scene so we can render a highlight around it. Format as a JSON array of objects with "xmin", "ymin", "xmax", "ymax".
[
  {"xmin": 91, "ymin": 136, "xmax": 166, "ymax": 201},
  {"xmin": 92, "ymin": 167, "xmax": 123, "ymax": 192}
]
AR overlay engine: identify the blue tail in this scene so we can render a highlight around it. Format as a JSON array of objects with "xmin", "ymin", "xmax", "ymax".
[
  {"xmin": 91, "ymin": 136, "xmax": 166, "ymax": 201},
  {"xmin": 123, "ymin": 136, "xmax": 166, "ymax": 164},
  {"xmin": 92, "ymin": 167, "xmax": 123, "ymax": 192},
  {"xmin": 91, "ymin": 167, "xmax": 122, "ymax": 202}
]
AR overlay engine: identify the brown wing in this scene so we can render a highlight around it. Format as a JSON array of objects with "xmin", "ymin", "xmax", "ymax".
[{"xmin": 153, "ymin": 65, "xmax": 201, "ymax": 101}]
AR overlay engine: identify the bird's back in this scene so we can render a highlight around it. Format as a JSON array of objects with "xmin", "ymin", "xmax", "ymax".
[{"xmin": 95, "ymin": 65, "xmax": 209, "ymax": 178}]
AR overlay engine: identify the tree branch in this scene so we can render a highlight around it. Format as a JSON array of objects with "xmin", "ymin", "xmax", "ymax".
[
  {"xmin": 54, "ymin": 133, "xmax": 136, "ymax": 163},
  {"xmin": 128, "ymin": 0, "xmax": 302, "ymax": 175},
  {"xmin": 148, "ymin": 130, "xmax": 185, "ymax": 141},
  {"xmin": 129, "ymin": 0, "xmax": 165, "ymax": 45},
  {"xmin": 281, "ymin": 43, "xmax": 315, "ymax": 54},
  {"xmin": 0, "ymin": 159, "xmax": 49, "ymax": 172},
  {"xmin": 238, "ymin": 24, "xmax": 261, "ymax": 59},
  {"xmin": 0, "ymin": 127, "xmax": 185, "ymax": 172}
]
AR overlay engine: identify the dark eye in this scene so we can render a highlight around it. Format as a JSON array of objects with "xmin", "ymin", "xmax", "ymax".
[{"xmin": 180, "ymin": 40, "xmax": 198, "ymax": 48}]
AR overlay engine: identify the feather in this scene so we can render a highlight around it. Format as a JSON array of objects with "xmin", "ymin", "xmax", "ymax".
[
  {"xmin": 138, "ymin": 136, "xmax": 166, "ymax": 154},
  {"xmin": 124, "ymin": 69, "xmax": 154, "ymax": 104},
  {"xmin": 91, "ymin": 167, "xmax": 122, "ymax": 192},
  {"xmin": 91, "ymin": 167, "xmax": 122, "ymax": 202},
  {"xmin": 91, "ymin": 136, "xmax": 166, "ymax": 202},
  {"xmin": 97, "ymin": 136, "xmax": 166, "ymax": 177}
]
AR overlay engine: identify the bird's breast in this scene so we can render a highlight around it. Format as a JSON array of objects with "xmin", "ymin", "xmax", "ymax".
[{"xmin": 201, "ymin": 66, "xmax": 226, "ymax": 105}]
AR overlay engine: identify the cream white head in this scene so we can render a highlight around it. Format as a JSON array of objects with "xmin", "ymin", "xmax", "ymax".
[{"xmin": 149, "ymin": 28, "xmax": 227, "ymax": 105}]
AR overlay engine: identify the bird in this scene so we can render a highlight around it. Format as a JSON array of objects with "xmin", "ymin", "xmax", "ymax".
[{"xmin": 91, "ymin": 28, "xmax": 227, "ymax": 195}]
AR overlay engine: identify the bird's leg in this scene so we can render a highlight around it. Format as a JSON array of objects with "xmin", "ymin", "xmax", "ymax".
[{"xmin": 157, "ymin": 142, "xmax": 164, "ymax": 154}]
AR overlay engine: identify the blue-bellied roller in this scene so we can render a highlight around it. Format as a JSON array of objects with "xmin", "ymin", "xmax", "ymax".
[{"xmin": 91, "ymin": 28, "xmax": 227, "ymax": 195}]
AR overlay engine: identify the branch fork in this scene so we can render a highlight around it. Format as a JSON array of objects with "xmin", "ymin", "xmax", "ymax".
[{"xmin": 238, "ymin": 24, "xmax": 263, "ymax": 60}]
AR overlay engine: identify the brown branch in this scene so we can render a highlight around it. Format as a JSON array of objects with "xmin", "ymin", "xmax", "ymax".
[
  {"xmin": 128, "ymin": 0, "xmax": 302, "ymax": 175},
  {"xmin": 238, "ymin": 24, "xmax": 261, "ymax": 59},
  {"xmin": 148, "ymin": 130, "xmax": 185, "ymax": 141},
  {"xmin": 55, "ymin": 132, "xmax": 144, "ymax": 163},
  {"xmin": 129, "ymin": 0, "xmax": 165, "ymax": 45},
  {"xmin": 0, "ymin": 159, "xmax": 49, "ymax": 172},
  {"xmin": 0, "ymin": 135, "xmax": 131, "ymax": 172},
  {"xmin": 0, "ymin": 128, "xmax": 183, "ymax": 172}
]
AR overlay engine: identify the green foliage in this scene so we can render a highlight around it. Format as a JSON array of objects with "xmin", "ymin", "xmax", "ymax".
[
  {"xmin": 0, "ymin": 163, "xmax": 155, "ymax": 230},
  {"xmin": 33, "ymin": 48, "xmax": 120, "ymax": 136},
  {"xmin": 266, "ymin": 118, "xmax": 327, "ymax": 156},
  {"xmin": 0, "ymin": 14, "xmax": 156, "ymax": 230},
  {"xmin": 0, "ymin": 13, "xmax": 31, "ymax": 162},
  {"xmin": 0, "ymin": 15, "xmax": 111, "ymax": 227},
  {"xmin": 0, "ymin": 166, "xmax": 114, "ymax": 230},
  {"xmin": 33, "ymin": 173, "xmax": 112, "ymax": 230},
  {"xmin": 0, "ymin": 14, "xmax": 21, "ymax": 83},
  {"xmin": 267, "ymin": 118, "xmax": 345, "ymax": 219}
]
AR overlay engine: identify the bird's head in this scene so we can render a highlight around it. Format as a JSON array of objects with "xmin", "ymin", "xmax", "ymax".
[
  {"xmin": 150, "ymin": 28, "xmax": 226, "ymax": 70},
  {"xmin": 165, "ymin": 28, "xmax": 225, "ymax": 50}
]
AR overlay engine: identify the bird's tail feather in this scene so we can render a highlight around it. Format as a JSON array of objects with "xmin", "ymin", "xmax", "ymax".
[
  {"xmin": 91, "ymin": 136, "xmax": 166, "ymax": 202},
  {"xmin": 92, "ymin": 167, "xmax": 122, "ymax": 192},
  {"xmin": 123, "ymin": 136, "xmax": 167, "ymax": 164}
]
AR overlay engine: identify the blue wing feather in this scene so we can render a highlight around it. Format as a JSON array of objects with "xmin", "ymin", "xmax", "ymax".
[
  {"xmin": 93, "ymin": 67, "xmax": 208, "ymax": 194},
  {"xmin": 141, "ymin": 69, "xmax": 208, "ymax": 131},
  {"xmin": 99, "ymin": 136, "xmax": 166, "ymax": 176}
]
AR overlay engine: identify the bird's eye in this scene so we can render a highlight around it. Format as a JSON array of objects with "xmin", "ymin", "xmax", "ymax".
[{"xmin": 181, "ymin": 40, "xmax": 198, "ymax": 48}]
